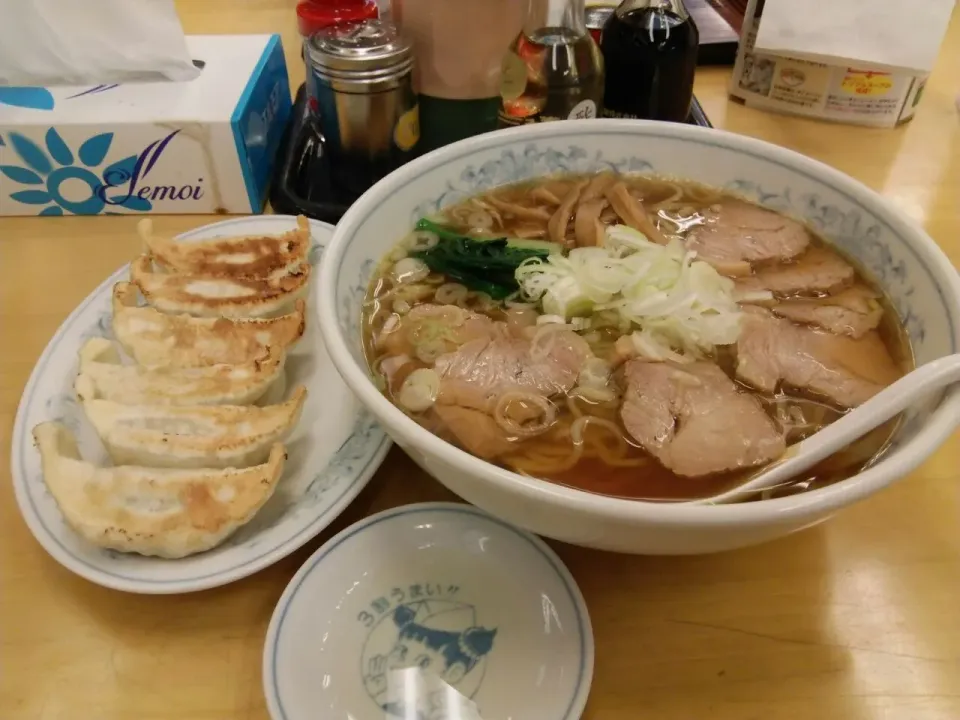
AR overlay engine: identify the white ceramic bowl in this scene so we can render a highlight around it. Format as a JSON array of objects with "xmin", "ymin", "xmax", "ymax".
[
  {"xmin": 263, "ymin": 502, "xmax": 593, "ymax": 720},
  {"xmin": 318, "ymin": 120, "xmax": 960, "ymax": 555}
]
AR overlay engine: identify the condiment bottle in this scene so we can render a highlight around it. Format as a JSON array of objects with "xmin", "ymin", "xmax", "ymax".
[
  {"xmin": 393, "ymin": 0, "xmax": 523, "ymax": 153},
  {"xmin": 304, "ymin": 20, "xmax": 419, "ymax": 198},
  {"xmin": 499, "ymin": 0, "xmax": 605, "ymax": 126},
  {"xmin": 599, "ymin": 0, "xmax": 699, "ymax": 122},
  {"xmin": 584, "ymin": 4, "xmax": 615, "ymax": 45},
  {"xmin": 296, "ymin": 0, "xmax": 379, "ymax": 37}
]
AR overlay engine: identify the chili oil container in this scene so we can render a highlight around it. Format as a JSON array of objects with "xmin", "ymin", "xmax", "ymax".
[{"xmin": 305, "ymin": 20, "xmax": 419, "ymax": 198}]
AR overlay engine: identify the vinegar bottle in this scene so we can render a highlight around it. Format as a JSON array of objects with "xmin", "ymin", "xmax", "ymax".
[
  {"xmin": 499, "ymin": 0, "xmax": 605, "ymax": 126},
  {"xmin": 599, "ymin": 0, "xmax": 699, "ymax": 122}
]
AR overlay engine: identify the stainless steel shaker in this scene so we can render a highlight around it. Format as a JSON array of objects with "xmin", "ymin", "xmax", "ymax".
[{"xmin": 305, "ymin": 20, "xmax": 419, "ymax": 197}]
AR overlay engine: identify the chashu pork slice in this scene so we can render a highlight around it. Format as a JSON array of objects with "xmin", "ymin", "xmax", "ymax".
[
  {"xmin": 139, "ymin": 215, "xmax": 310, "ymax": 279},
  {"xmin": 112, "ymin": 282, "xmax": 304, "ymax": 366},
  {"xmin": 770, "ymin": 285, "xmax": 883, "ymax": 339},
  {"xmin": 685, "ymin": 199, "xmax": 811, "ymax": 276},
  {"xmin": 81, "ymin": 386, "xmax": 306, "ymax": 469},
  {"xmin": 735, "ymin": 306, "xmax": 898, "ymax": 408},
  {"xmin": 75, "ymin": 338, "xmax": 286, "ymax": 406},
  {"xmin": 33, "ymin": 422, "xmax": 285, "ymax": 559},
  {"xmin": 620, "ymin": 360, "xmax": 786, "ymax": 477},
  {"xmin": 734, "ymin": 246, "xmax": 856, "ymax": 297}
]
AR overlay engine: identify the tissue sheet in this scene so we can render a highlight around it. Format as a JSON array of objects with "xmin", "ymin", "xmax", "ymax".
[
  {"xmin": 0, "ymin": 0, "xmax": 199, "ymax": 87},
  {"xmin": 753, "ymin": 0, "xmax": 954, "ymax": 75}
]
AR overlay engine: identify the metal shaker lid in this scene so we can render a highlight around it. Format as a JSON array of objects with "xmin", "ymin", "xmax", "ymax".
[{"xmin": 306, "ymin": 20, "xmax": 413, "ymax": 78}]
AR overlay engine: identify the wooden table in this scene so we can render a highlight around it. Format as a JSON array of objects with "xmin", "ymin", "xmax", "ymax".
[{"xmin": 2, "ymin": 3, "xmax": 959, "ymax": 719}]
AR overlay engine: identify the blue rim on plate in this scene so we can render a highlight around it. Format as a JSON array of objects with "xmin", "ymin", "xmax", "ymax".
[
  {"xmin": 10, "ymin": 216, "xmax": 391, "ymax": 593},
  {"xmin": 263, "ymin": 502, "xmax": 595, "ymax": 720}
]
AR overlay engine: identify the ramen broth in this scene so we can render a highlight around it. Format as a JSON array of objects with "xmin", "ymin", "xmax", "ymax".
[{"xmin": 362, "ymin": 173, "xmax": 913, "ymax": 502}]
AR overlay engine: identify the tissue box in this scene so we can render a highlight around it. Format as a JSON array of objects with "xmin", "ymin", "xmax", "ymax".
[
  {"xmin": 0, "ymin": 34, "xmax": 291, "ymax": 217},
  {"xmin": 729, "ymin": 0, "xmax": 928, "ymax": 128}
]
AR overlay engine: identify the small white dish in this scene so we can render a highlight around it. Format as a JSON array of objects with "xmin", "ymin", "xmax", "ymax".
[
  {"xmin": 263, "ymin": 502, "xmax": 594, "ymax": 720},
  {"xmin": 10, "ymin": 216, "xmax": 390, "ymax": 593}
]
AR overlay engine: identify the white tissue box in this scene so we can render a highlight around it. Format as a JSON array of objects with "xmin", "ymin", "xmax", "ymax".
[
  {"xmin": 728, "ymin": 0, "xmax": 930, "ymax": 128},
  {"xmin": 0, "ymin": 34, "xmax": 291, "ymax": 217}
]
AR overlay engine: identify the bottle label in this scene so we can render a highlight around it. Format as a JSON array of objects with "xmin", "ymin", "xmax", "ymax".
[
  {"xmin": 498, "ymin": 111, "xmax": 568, "ymax": 127},
  {"xmin": 498, "ymin": 110, "xmax": 528, "ymax": 127},
  {"xmin": 567, "ymin": 100, "xmax": 597, "ymax": 119},
  {"xmin": 499, "ymin": 52, "xmax": 527, "ymax": 102},
  {"xmin": 601, "ymin": 108, "xmax": 640, "ymax": 120},
  {"xmin": 393, "ymin": 104, "xmax": 420, "ymax": 152}
]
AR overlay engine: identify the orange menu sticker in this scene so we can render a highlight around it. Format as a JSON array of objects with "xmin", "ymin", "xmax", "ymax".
[{"xmin": 840, "ymin": 69, "xmax": 894, "ymax": 96}]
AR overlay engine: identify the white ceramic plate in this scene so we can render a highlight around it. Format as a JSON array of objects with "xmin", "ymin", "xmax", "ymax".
[
  {"xmin": 263, "ymin": 502, "xmax": 594, "ymax": 720},
  {"xmin": 10, "ymin": 216, "xmax": 390, "ymax": 594}
]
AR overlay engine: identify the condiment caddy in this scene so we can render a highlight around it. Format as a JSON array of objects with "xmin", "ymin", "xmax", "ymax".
[
  {"xmin": 269, "ymin": 83, "xmax": 713, "ymax": 223},
  {"xmin": 281, "ymin": 2, "xmax": 714, "ymax": 220}
]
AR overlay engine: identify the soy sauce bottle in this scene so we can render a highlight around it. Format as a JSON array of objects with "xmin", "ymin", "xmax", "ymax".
[{"xmin": 599, "ymin": 0, "xmax": 698, "ymax": 122}]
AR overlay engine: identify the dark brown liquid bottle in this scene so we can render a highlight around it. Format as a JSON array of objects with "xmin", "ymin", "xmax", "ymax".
[{"xmin": 599, "ymin": 0, "xmax": 699, "ymax": 122}]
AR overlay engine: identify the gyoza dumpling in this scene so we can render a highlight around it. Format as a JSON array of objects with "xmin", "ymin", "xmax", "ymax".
[
  {"xmin": 75, "ymin": 338, "xmax": 286, "ymax": 406},
  {"xmin": 139, "ymin": 215, "xmax": 310, "ymax": 278},
  {"xmin": 111, "ymin": 282, "xmax": 304, "ymax": 366},
  {"xmin": 81, "ymin": 386, "xmax": 306, "ymax": 468},
  {"xmin": 130, "ymin": 254, "xmax": 310, "ymax": 318},
  {"xmin": 32, "ymin": 422, "xmax": 285, "ymax": 559}
]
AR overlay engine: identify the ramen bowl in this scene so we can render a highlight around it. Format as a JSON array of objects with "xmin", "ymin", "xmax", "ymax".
[{"xmin": 317, "ymin": 120, "xmax": 960, "ymax": 554}]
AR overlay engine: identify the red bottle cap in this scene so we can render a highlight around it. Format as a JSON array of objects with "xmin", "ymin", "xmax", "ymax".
[{"xmin": 297, "ymin": 0, "xmax": 378, "ymax": 37}]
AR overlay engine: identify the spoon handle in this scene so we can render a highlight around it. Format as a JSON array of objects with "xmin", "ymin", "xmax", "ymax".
[{"xmin": 711, "ymin": 354, "xmax": 960, "ymax": 504}]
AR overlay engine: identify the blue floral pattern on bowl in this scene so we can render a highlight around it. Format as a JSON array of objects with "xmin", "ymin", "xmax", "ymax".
[
  {"xmin": 411, "ymin": 144, "xmax": 653, "ymax": 223},
  {"xmin": 332, "ymin": 129, "xmax": 959, "ymax": 466},
  {"xmin": 342, "ymin": 140, "xmax": 954, "ymax": 355}
]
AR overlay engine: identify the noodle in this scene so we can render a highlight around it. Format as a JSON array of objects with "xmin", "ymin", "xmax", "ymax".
[
  {"xmin": 502, "ymin": 409, "xmax": 646, "ymax": 476},
  {"xmin": 648, "ymin": 183, "xmax": 684, "ymax": 210}
]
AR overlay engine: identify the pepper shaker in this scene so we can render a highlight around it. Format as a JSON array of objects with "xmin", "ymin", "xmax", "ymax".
[{"xmin": 304, "ymin": 20, "xmax": 419, "ymax": 198}]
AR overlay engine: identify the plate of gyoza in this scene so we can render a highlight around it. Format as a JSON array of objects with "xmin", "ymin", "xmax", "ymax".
[{"xmin": 11, "ymin": 215, "xmax": 390, "ymax": 594}]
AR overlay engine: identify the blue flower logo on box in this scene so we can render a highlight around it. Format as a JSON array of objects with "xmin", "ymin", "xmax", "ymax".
[
  {"xmin": 0, "ymin": 128, "xmax": 161, "ymax": 216},
  {"xmin": 359, "ymin": 583, "xmax": 497, "ymax": 717},
  {"xmin": 0, "ymin": 84, "xmax": 118, "ymax": 111},
  {"xmin": 0, "ymin": 87, "xmax": 56, "ymax": 111}
]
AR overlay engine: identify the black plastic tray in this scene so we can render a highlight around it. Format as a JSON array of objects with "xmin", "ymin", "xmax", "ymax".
[{"xmin": 269, "ymin": 84, "xmax": 715, "ymax": 224}]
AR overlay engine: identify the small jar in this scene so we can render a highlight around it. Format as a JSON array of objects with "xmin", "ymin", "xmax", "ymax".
[{"xmin": 304, "ymin": 20, "xmax": 419, "ymax": 198}]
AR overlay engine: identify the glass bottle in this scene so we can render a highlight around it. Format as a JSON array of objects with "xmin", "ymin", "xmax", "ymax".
[
  {"xmin": 395, "ymin": 0, "xmax": 524, "ymax": 153},
  {"xmin": 498, "ymin": 0, "xmax": 605, "ymax": 126},
  {"xmin": 599, "ymin": 0, "xmax": 699, "ymax": 122}
]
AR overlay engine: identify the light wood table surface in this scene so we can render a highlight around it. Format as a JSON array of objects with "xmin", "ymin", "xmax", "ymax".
[{"xmin": 2, "ymin": 3, "xmax": 959, "ymax": 719}]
